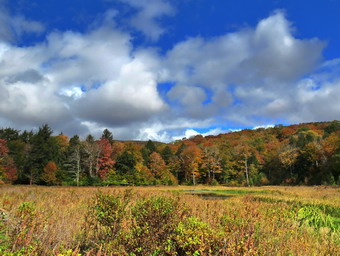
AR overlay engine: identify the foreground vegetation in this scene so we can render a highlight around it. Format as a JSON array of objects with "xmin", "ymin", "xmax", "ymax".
[{"xmin": 0, "ymin": 185, "xmax": 339, "ymax": 255}]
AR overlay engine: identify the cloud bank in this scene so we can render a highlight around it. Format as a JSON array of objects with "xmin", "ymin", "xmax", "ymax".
[{"xmin": 0, "ymin": 3, "xmax": 338, "ymax": 142}]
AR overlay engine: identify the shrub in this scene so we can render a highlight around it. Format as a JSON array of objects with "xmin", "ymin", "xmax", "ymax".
[
  {"xmin": 210, "ymin": 179, "xmax": 219, "ymax": 186},
  {"xmin": 82, "ymin": 189, "xmax": 132, "ymax": 250},
  {"xmin": 127, "ymin": 195, "xmax": 188, "ymax": 255},
  {"xmin": 174, "ymin": 216, "xmax": 221, "ymax": 255}
]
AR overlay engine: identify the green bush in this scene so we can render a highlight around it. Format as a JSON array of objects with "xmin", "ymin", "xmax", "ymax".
[
  {"xmin": 174, "ymin": 216, "xmax": 220, "ymax": 255},
  {"xmin": 81, "ymin": 193, "xmax": 227, "ymax": 255},
  {"xmin": 82, "ymin": 189, "xmax": 132, "ymax": 249},
  {"xmin": 127, "ymin": 195, "xmax": 188, "ymax": 255}
]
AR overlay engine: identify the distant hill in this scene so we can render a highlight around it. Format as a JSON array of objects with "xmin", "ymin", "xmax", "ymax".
[
  {"xmin": 167, "ymin": 120, "xmax": 340, "ymax": 185},
  {"xmin": 0, "ymin": 121, "xmax": 339, "ymax": 186}
]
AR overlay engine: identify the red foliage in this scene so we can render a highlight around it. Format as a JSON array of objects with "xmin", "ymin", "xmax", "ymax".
[
  {"xmin": 97, "ymin": 139, "xmax": 115, "ymax": 179},
  {"xmin": 42, "ymin": 161, "xmax": 58, "ymax": 185},
  {"xmin": 0, "ymin": 139, "xmax": 9, "ymax": 157},
  {"xmin": 2, "ymin": 158, "xmax": 17, "ymax": 182},
  {"xmin": 0, "ymin": 139, "xmax": 17, "ymax": 182}
]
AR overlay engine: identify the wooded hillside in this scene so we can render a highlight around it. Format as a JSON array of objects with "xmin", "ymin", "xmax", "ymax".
[{"xmin": 0, "ymin": 121, "xmax": 339, "ymax": 186}]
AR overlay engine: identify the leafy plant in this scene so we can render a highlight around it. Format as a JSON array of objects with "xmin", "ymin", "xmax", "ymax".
[
  {"xmin": 174, "ymin": 216, "xmax": 220, "ymax": 255},
  {"xmin": 297, "ymin": 206, "xmax": 339, "ymax": 231},
  {"xmin": 128, "ymin": 195, "xmax": 188, "ymax": 255},
  {"xmin": 82, "ymin": 189, "xmax": 133, "ymax": 250}
]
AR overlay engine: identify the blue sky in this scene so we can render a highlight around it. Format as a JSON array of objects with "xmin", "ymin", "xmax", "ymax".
[{"xmin": 0, "ymin": 0, "xmax": 339, "ymax": 141}]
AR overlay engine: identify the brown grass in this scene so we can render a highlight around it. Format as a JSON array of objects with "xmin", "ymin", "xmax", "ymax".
[{"xmin": 0, "ymin": 185, "xmax": 339, "ymax": 255}]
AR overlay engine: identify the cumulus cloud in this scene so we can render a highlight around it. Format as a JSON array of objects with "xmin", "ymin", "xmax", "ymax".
[
  {"xmin": 0, "ymin": 1, "xmax": 44, "ymax": 43},
  {"xmin": 118, "ymin": 0, "xmax": 174, "ymax": 41},
  {"xmin": 172, "ymin": 127, "xmax": 237, "ymax": 141},
  {"xmin": 75, "ymin": 57, "xmax": 167, "ymax": 126},
  {"xmin": 163, "ymin": 11, "xmax": 326, "ymax": 125},
  {"xmin": 0, "ymin": 42, "xmax": 70, "ymax": 127},
  {"xmin": 165, "ymin": 11, "xmax": 324, "ymax": 84},
  {"xmin": 289, "ymin": 78, "xmax": 340, "ymax": 122},
  {"xmin": 0, "ymin": 8, "xmax": 338, "ymax": 141},
  {"xmin": 0, "ymin": 12, "xmax": 167, "ymax": 136}
]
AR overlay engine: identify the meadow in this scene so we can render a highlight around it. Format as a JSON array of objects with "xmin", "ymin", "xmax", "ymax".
[{"xmin": 0, "ymin": 185, "xmax": 339, "ymax": 255}]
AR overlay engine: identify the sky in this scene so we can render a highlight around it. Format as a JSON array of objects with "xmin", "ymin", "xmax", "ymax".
[{"xmin": 0, "ymin": 0, "xmax": 339, "ymax": 142}]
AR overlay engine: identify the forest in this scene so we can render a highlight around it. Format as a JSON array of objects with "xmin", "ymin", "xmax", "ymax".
[
  {"xmin": 0, "ymin": 121, "xmax": 339, "ymax": 255},
  {"xmin": 0, "ymin": 120, "xmax": 339, "ymax": 186}
]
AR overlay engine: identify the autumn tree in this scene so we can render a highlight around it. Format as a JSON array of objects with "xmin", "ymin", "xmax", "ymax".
[
  {"xmin": 41, "ymin": 161, "xmax": 59, "ymax": 185},
  {"xmin": 201, "ymin": 146, "xmax": 222, "ymax": 183},
  {"xmin": 234, "ymin": 138, "xmax": 252, "ymax": 186},
  {"xmin": 218, "ymin": 142, "xmax": 239, "ymax": 184},
  {"xmin": 149, "ymin": 152, "xmax": 166, "ymax": 179},
  {"xmin": 141, "ymin": 140, "xmax": 158, "ymax": 165},
  {"xmin": 167, "ymin": 155, "xmax": 181, "ymax": 181},
  {"xmin": 180, "ymin": 143, "xmax": 202, "ymax": 185},
  {"xmin": 278, "ymin": 144, "xmax": 298, "ymax": 183},
  {"xmin": 6, "ymin": 139, "xmax": 29, "ymax": 183},
  {"xmin": 97, "ymin": 139, "xmax": 115, "ymax": 180},
  {"xmin": 325, "ymin": 133, "xmax": 340, "ymax": 183},
  {"xmin": 0, "ymin": 139, "xmax": 9, "ymax": 159},
  {"xmin": 0, "ymin": 120, "xmax": 338, "ymax": 186},
  {"xmin": 324, "ymin": 120, "xmax": 340, "ymax": 137},
  {"xmin": 111, "ymin": 141, "xmax": 125, "ymax": 160},
  {"xmin": 0, "ymin": 139, "xmax": 17, "ymax": 183}
]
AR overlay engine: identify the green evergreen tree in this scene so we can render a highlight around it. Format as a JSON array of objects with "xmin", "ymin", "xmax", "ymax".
[
  {"xmin": 115, "ymin": 150, "xmax": 136, "ymax": 174},
  {"xmin": 161, "ymin": 145, "xmax": 173, "ymax": 165},
  {"xmin": 28, "ymin": 124, "xmax": 62, "ymax": 184},
  {"xmin": 101, "ymin": 129, "xmax": 113, "ymax": 143},
  {"xmin": 145, "ymin": 140, "xmax": 157, "ymax": 153}
]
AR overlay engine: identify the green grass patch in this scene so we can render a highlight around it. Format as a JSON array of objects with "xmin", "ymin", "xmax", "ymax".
[
  {"xmin": 252, "ymin": 196, "xmax": 340, "ymax": 232},
  {"xmin": 252, "ymin": 197, "xmax": 340, "ymax": 218},
  {"xmin": 180, "ymin": 189, "xmax": 270, "ymax": 195}
]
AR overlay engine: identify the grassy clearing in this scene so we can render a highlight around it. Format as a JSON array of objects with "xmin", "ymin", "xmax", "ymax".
[
  {"xmin": 0, "ymin": 185, "xmax": 339, "ymax": 255},
  {"xmin": 179, "ymin": 189, "xmax": 271, "ymax": 195}
]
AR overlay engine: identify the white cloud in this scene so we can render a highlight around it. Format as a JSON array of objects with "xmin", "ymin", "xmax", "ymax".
[
  {"xmin": 0, "ymin": 8, "xmax": 338, "ymax": 142},
  {"xmin": 0, "ymin": 2, "xmax": 44, "ymax": 43},
  {"xmin": 253, "ymin": 124, "xmax": 275, "ymax": 130},
  {"xmin": 172, "ymin": 127, "xmax": 235, "ymax": 142},
  {"xmin": 165, "ymin": 11, "xmax": 324, "ymax": 85},
  {"xmin": 119, "ymin": 0, "xmax": 174, "ymax": 41},
  {"xmin": 0, "ymin": 13, "xmax": 167, "ymax": 136},
  {"xmin": 60, "ymin": 87, "xmax": 83, "ymax": 100},
  {"xmin": 163, "ymin": 11, "xmax": 325, "ymax": 126},
  {"xmin": 172, "ymin": 129, "xmax": 200, "ymax": 141},
  {"xmin": 75, "ymin": 56, "xmax": 167, "ymax": 126},
  {"xmin": 292, "ymin": 78, "xmax": 340, "ymax": 122},
  {"xmin": 0, "ymin": 80, "xmax": 71, "ymax": 126}
]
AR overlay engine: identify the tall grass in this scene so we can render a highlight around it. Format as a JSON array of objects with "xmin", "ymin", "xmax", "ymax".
[{"xmin": 0, "ymin": 185, "xmax": 339, "ymax": 255}]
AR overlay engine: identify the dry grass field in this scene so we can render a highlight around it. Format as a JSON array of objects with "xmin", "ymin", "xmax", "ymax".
[{"xmin": 0, "ymin": 185, "xmax": 339, "ymax": 255}]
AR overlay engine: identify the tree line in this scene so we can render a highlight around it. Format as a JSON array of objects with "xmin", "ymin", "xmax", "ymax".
[{"xmin": 0, "ymin": 121, "xmax": 339, "ymax": 186}]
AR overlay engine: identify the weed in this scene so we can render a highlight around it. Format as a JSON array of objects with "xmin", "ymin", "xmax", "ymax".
[
  {"xmin": 127, "ymin": 195, "xmax": 188, "ymax": 255},
  {"xmin": 81, "ymin": 189, "xmax": 133, "ymax": 251},
  {"xmin": 0, "ymin": 185, "xmax": 338, "ymax": 255},
  {"xmin": 297, "ymin": 206, "xmax": 339, "ymax": 231}
]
